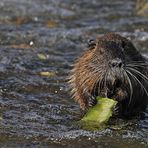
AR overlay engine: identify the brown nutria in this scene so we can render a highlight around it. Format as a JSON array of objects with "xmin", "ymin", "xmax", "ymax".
[{"xmin": 68, "ymin": 33, "xmax": 148, "ymax": 117}]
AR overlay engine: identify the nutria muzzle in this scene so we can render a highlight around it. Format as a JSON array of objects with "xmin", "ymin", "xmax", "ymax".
[{"xmin": 109, "ymin": 58, "xmax": 123, "ymax": 68}]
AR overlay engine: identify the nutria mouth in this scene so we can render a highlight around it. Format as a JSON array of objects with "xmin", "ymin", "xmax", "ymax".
[{"xmin": 68, "ymin": 33, "xmax": 148, "ymax": 117}]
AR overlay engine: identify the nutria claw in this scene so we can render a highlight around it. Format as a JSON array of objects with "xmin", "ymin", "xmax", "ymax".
[{"xmin": 87, "ymin": 94, "xmax": 97, "ymax": 108}]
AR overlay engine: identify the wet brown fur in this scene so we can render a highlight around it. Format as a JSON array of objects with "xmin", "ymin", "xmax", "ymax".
[{"xmin": 68, "ymin": 33, "xmax": 148, "ymax": 116}]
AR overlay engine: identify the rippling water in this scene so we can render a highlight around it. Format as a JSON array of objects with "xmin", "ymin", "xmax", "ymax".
[{"xmin": 0, "ymin": 0, "xmax": 147, "ymax": 147}]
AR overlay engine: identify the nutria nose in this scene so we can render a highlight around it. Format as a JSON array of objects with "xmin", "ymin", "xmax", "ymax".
[{"xmin": 110, "ymin": 58, "xmax": 123, "ymax": 68}]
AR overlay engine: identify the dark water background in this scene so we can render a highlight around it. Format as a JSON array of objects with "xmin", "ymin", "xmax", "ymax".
[{"xmin": 0, "ymin": 0, "xmax": 147, "ymax": 147}]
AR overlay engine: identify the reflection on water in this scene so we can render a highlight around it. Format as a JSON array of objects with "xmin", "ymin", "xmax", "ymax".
[{"xmin": 0, "ymin": 0, "xmax": 147, "ymax": 147}]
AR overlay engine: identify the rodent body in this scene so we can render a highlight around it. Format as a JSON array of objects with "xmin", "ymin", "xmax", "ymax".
[{"xmin": 69, "ymin": 33, "xmax": 148, "ymax": 116}]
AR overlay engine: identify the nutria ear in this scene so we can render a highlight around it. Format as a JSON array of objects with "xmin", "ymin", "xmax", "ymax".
[{"xmin": 87, "ymin": 39, "xmax": 96, "ymax": 49}]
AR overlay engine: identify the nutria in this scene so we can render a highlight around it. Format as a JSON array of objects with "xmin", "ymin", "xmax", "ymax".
[{"xmin": 68, "ymin": 33, "xmax": 148, "ymax": 117}]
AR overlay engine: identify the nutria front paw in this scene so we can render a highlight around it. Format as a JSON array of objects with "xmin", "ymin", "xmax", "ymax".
[
  {"xmin": 87, "ymin": 95, "xmax": 97, "ymax": 108},
  {"xmin": 112, "ymin": 103, "xmax": 120, "ymax": 116}
]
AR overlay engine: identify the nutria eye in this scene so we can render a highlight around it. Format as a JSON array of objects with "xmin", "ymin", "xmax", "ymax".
[{"xmin": 120, "ymin": 41, "xmax": 126, "ymax": 52}]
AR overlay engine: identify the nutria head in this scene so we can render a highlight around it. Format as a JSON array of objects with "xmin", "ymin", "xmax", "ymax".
[{"xmin": 69, "ymin": 33, "xmax": 148, "ymax": 116}]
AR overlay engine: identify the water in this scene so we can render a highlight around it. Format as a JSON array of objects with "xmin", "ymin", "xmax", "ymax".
[{"xmin": 0, "ymin": 0, "xmax": 147, "ymax": 147}]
